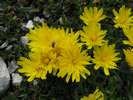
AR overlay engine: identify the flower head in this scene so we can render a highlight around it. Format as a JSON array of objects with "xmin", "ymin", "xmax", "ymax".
[
  {"xmin": 80, "ymin": 7, "xmax": 106, "ymax": 26},
  {"xmin": 17, "ymin": 48, "xmax": 59, "ymax": 82},
  {"xmin": 57, "ymin": 31, "xmax": 91, "ymax": 82},
  {"xmin": 123, "ymin": 27, "xmax": 133, "ymax": 46},
  {"xmin": 58, "ymin": 29, "xmax": 79, "ymax": 48},
  {"xmin": 27, "ymin": 24, "xmax": 61, "ymax": 51},
  {"xmin": 124, "ymin": 48, "xmax": 133, "ymax": 68},
  {"xmin": 18, "ymin": 54, "xmax": 47, "ymax": 82},
  {"xmin": 92, "ymin": 44, "xmax": 120, "ymax": 76},
  {"xmin": 81, "ymin": 88, "xmax": 104, "ymax": 100},
  {"xmin": 79, "ymin": 24, "xmax": 106, "ymax": 49},
  {"xmin": 113, "ymin": 5, "xmax": 133, "ymax": 29}
]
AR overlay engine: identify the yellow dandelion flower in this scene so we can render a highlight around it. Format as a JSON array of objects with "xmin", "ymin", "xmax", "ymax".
[
  {"xmin": 58, "ymin": 45, "xmax": 91, "ymax": 83},
  {"xmin": 40, "ymin": 48, "xmax": 61, "ymax": 73},
  {"xmin": 18, "ymin": 55, "xmax": 47, "ymax": 82},
  {"xmin": 123, "ymin": 27, "xmax": 133, "ymax": 46},
  {"xmin": 58, "ymin": 29, "xmax": 80, "ymax": 49},
  {"xmin": 81, "ymin": 88, "xmax": 104, "ymax": 100},
  {"xmin": 79, "ymin": 24, "xmax": 106, "ymax": 49},
  {"xmin": 57, "ymin": 31, "xmax": 91, "ymax": 83},
  {"xmin": 27, "ymin": 24, "xmax": 61, "ymax": 51},
  {"xmin": 17, "ymin": 48, "xmax": 59, "ymax": 82},
  {"xmin": 113, "ymin": 5, "xmax": 133, "ymax": 29},
  {"xmin": 80, "ymin": 7, "xmax": 106, "ymax": 26},
  {"xmin": 124, "ymin": 48, "xmax": 133, "ymax": 68},
  {"xmin": 92, "ymin": 44, "xmax": 120, "ymax": 76}
]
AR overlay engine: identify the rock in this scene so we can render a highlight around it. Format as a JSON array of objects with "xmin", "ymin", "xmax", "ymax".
[
  {"xmin": 43, "ymin": 11, "xmax": 50, "ymax": 18},
  {"xmin": 21, "ymin": 26, "xmax": 29, "ymax": 33},
  {"xmin": 59, "ymin": 17, "xmax": 63, "ymax": 24},
  {"xmin": 21, "ymin": 36, "xmax": 29, "ymax": 45},
  {"xmin": 33, "ymin": 16, "xmax": 40, "ymax": 22},
  {"xmin": 25, "ymin": 20, "xmax": 33, "ymax": 29},
  {"xmin": 8, "ymin": 60, "xmax": 19, "ymax": 74},
  {"xmin": 5, "ymin": 45, "xmax": 13, "ymax": 51},
  {"xmin": 33, "ymin": 80, "xmax": 38, "ymax": 86},
  {"xmin": 0, "ymin": 41, "xmax": 8, "ymax": 49},
  {"xmin": 12, "ymin": 73, "xmax": 23, "ymax": 86},
  {"xmin": 33, "ymin": 16, "xmax": 44, "ymax": 23},
  {"xmin": 0, "ymin": 57, "xmax": 10, "ymax": 95},
  {"xmin": 40, "ymin": 18, "xmax": 44, "ymax": 23}
]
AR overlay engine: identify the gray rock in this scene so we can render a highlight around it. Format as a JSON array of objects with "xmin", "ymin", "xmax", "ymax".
[
  {"xmin": 33, "ymin": 16, "xmax": 40, "ymax": 22},
  {"xmin": 21, "ymin": 36, "xmax": 29, "ymax": 45},
  {"xmin": 43, "ymin": 11, "xmax": 50, "ymax": 18},
  {"xmin": 33, "ymin": 80, "xmax": 38, "ymax": 86},
  {"xmin": 5, "ymin": 45, "xmax": 13, "ymax": 51},
  {"xmin": 0, "ymin": 41, "xmax": 8, "ymax": 49},
  {"xmin": 8, "ymin": 60, "xmax": 19, "ymax": 74},
  {"xmin": 12, "ymin": 73, "xmax": 23, "ymax": 86},
  {"xmin": 40, "ymin": 18, "xmax": 44, "ymax": 23},
  {"xmin": 0, "ymin": 57, "xmax": 10, "ymax": 95},
  {"xmin": 59, "ymin": 17, "xmax": 63, "ymax": 24},
  {"xmin": 33, "ymin": 16, "xmax": 44, "ymax": 23},
  {"xmin": 25, "ymin": 20, "xmax": 33, "ymax": 29}
]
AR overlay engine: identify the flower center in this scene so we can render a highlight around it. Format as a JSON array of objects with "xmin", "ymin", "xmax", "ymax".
[
  {"xmin": 35, "ymin": 66, "xmax": 43, "ymax": 72},
  {"xmin": 119, "ymin": 18, "xmax": 127, "ymax": 25},
  {"xmin": 41, "ymin": 56, "xmax": 51, "ymax": 65},
  {"xmin": 99, "ymin": 53, "xmax": 109, "ymax": 62},
  {"xmin": 100, "ymin": 57, "xmax": 107, "ymax": 62},
  {"xmin": 90, "ymin": 35, "xmax": 97, "ymax": 42}
]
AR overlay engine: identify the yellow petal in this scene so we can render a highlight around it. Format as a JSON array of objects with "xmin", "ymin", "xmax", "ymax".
[{"xmin": 104, "ymin": 68, "xmax": 110, "ymax": 76}]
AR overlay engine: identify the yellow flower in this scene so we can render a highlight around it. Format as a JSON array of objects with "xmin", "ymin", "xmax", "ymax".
[
  {"xmin": 17, "ymin": 48, "xmax": 59, "ymax": 82},
  {"xmin": 123, "ymin": 27, "xmax": 133, "ymax": 46},
  {"xmin": 92, "ymin": 44, "xmax": 120, "ymax": 76},
  {"xmin": 27, "ymin": 24, "xmax": 61, "ymax": 51},
  {"xmin": 113, "ymin": 5, "xmax": 133, "ymax": 29},
  {"xmin": 57, "ymin": 31, "xmax": 91, "ymax": 82},
  {"xmin": 79, "ymin": 24, "xmax": 106, "ymax": 49},
  {"xmin": 80, "ymin": 7, "xmax": 106, "ymax": 26},
  {"xmin": 18, "ymin": 54, "xmax": 47, "ymax": 82},
  {"xmin": 124, "ymin": 48, "xmax": 133, "ymax": 68},
  {"xmin": 80, "ymin": 88, "xmax": 104, "ymax": 100},
  {"xmin": 58, "ymin": 29, "xmax": 80, "ymax": 48}
]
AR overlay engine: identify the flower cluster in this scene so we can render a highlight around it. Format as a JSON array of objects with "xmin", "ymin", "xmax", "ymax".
[
  {"xmin": 17, "ymin": 5, "xmax": 133, "ymax": 100},
  {"xmin": 17, "ymin": 6, "xmax": 123, "ymax": 82},
  {"xmin": 113, "ymin": 5, "xmax": 133, "ymax": 69},
  {"xmin": 80, "ymin": 7, "xmax": 120, "ymax": 76},
  {"xmin": 113, "ymin": 5, "xmax": 133, "ymax": 29},
  {"xmin": 18, "ymin": 24, "xmax": 91, "ymax": 83}
]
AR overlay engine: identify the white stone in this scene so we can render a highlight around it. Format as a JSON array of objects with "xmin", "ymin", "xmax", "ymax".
[
  {"xmin": 8, "ymin": 60, "xmax": 19, "ymax": 74},
  {"xmin": 40, "ymin": 18, "xmax": 44, "ymax": 23},
  {"xmin": 33, "ymin": 80, "xmax": 38, "ymax": 86},
  {"xmin": 59, "ymin": 17, "xmax": 63, "ymax": 24},
  {"xmin": 43, "ymin": 11, "xmax": 50, "ymax": 18},
  {"xmin": 0, "ymin": 41, "xmax": 8, "ymax": 49},
  {"xmin": 25, "ymin": 20, "xmax": 33, "ymax": 29},
  {"xmin": 21, "ymin": 36, "xmax": 29, "ymax": 45},
  {"xmin": 33, "ymin": 16, "xmax": 41, "ymax": 22},
  {"xmin": 33, "ymin": 16, "xmax": 44, "ymax": 23},
  {"xmin": 12, "ymin": 73, "xmax": 23, "ymax": 86},
  {"xmin": 0, "ymin": 57, "xmax": 10, "ymax": 95},
  {"xmin": 5, "ymin": 45, "xmax": 13, "ymax": 51}
]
